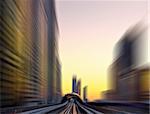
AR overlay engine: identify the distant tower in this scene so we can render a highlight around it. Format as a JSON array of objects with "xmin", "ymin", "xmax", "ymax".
[
  {"xmin": 83, "ymin": 86, "xmax": 88, "ymax": 102},
  {"xmin": 77, "ymin": 79, "xmax": 81, "ymax": 96},
  {"xmin": 72, "ymin": 75, "xmax": 77, "ymax": 93}
]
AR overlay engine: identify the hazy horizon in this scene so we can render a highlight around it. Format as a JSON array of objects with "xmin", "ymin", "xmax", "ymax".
[{"xmin": 56, "ymin": 0, "xmax": 148, "ymax": 101}]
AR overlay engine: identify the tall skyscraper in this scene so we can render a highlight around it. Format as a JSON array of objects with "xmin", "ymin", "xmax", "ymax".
[
  {"xmin": 72, "ymin": 76, "xmax": 81, "ymax": 96},
  {"xmin": 0, "ymin": 0, "xmax": 61, "ymax": 110},
  {"xmin": 45, "ymin": 0, "xmax": 60, "ymax": 104},
  {"xmin": 72, "ymin": 75, "xmax": 77, "ymax": 93},
  {"xmin": 83, "ymin": 86, "xmax": 88, "ymax": 102},
  {"xmin": 0, "ymin": 0, "xmax": 34, "ymax": 107},
  {"xmin": 77, "ymin": 79, "xmax": 81, "ymax": 96}
]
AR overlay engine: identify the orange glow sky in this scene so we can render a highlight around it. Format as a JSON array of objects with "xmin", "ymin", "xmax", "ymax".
[{"xmin": 55, "ymin": 0, "xmax": 148, "ymax": 101}]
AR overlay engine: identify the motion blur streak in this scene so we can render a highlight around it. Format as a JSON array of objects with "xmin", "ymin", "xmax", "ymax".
[
  {"xmin": 0, "ymin": 0, "xmax": 62, "ymax": 113},
  {"xmin": 0, "ymin": 0, "xmax": 149, "ymax": 114}
]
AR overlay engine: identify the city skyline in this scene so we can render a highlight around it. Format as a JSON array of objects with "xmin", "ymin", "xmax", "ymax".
[
  {"xmin": 56, "ymin": 0, "xmax": 148, "ymax": 101},
  {"xmin": 0, "ymin": 0, "xmax": 149, "ymax": 113}
]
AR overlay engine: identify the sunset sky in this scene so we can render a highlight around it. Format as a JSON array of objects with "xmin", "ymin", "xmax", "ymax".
[{"xmin": 55, "ymin": 0, "xmax": 148, "ymax": 101}]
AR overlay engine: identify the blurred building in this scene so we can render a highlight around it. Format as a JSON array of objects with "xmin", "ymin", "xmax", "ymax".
[
  {"xmin": 38, "ymin": 0, "xmax": 49, "ymax": 104},
  {"xmin": 106, "ymin": 24, "xmax": 149, "ymax": 101},
  {"xmin": 45, "ymin": 0, "xmax": 61, "ymax": 104},
  {"xmin": 72, "ymin": 76, "xmax": 81, "ymax": 96},
  {"xmin": 76, "ymin": 79, "xmax": 81, "ymax": 96},
  {"xmin": 83, "ymin": 86, "xmax": 88, "ymax": 102},
  {"xmin": 0, "ymin": 0, "xmax": 33, "ymax": 107},
  {"xmin": 55, "ymin": 58, "xmax": 62, "ymax": 103},
  {"xmin": 102, "ymin": 90, "xmax": 116, "ymax": 100},
  {"xmin": 0, "ymin": 0, "xmax": 61, "ymax": 109},
  {"xmin": 72, "ymin": 75, "xmax": 77, "ymax": 93},
  {"xmin": 137, "ymin": 67, "xmax": 150, "ymax": 101}
]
